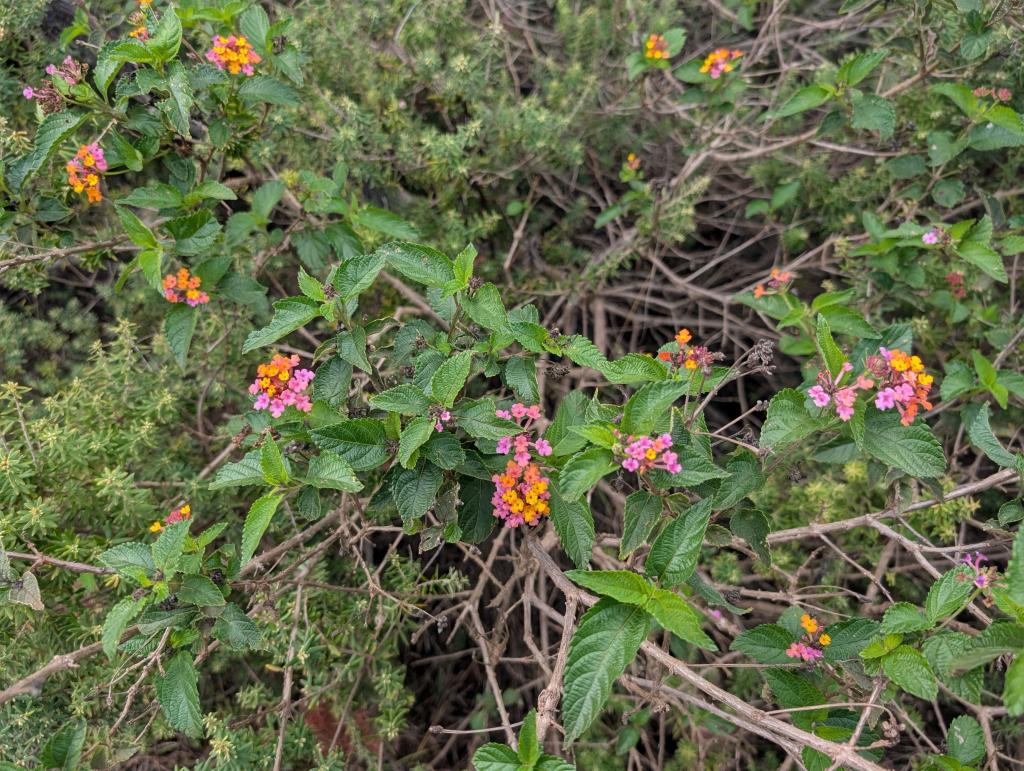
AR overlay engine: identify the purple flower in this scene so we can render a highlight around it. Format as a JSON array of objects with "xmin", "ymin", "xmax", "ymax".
[
  {"xmin": 534, "ymin": 438, "xmax": 552, "ymax": 456},
  {"xmin": 22, "ymin": 86, "xmax": 34, "ymax": 99},
  {"xmin": 496, "ymin": 436, "xmax": 512, "ymax": 455},
  {"xmin": 922, "ymin": 229, "xmax": 940, "ymax": 245}
]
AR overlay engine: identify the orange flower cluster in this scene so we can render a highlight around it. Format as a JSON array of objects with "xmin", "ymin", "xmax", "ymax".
[
  {"xmin": 753, "ymin": 268, "xmax": 794, "ymax": 299},
  {"xmin": 66, "ymin": 144, "xmax": 107, "ymax": 203},
  {"xmin": 867, "ymin": 348, "xmax": 934, "ymax": 426},
  {"xmin": 658, "ymin": 328, "xmax": 720, "ymax": 374},
  {"xmin": 785, "ymin": 613, "xmax": 831, "ymax": 662},
  {"xmin": 129, "ymin": 25, "xmax": 149, "ymax": 40},
  {"xmin": 150, "ymin": 504, "xmax": 191, "ymax": 533},
  {"xmin": 700, "ymin": 48, "xmax": 742, "ymax": 79},
  {"xmin": 163, "ymin": 268, "xmax": 210, "ymax": 306},
  {"xmin": 206, "ymin": 35, "xmax": 261, "ymax": 76},
  {"xmin": 644, "ymin": 34, "xmax": 669, "ymax": 61},
  {"xmin": 492, "ymin": 460, "xmax": 551, "ymax": 528}
]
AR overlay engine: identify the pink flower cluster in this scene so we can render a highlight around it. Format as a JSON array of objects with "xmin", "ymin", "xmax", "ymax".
[
  {"xmin": 248, "ymin": 354, "xmax": 315, "ymax": 418},
  {"xmin": 615, "ymin": 431, "xmax": 681, "ymax": 474},
  {"xmin": 23, "ymin": 57, "xmax": 88, "ymax": 114},
  {"xmin": 786, "ymin": 641, "xmax": 823, "ymax": 662},
  {"xmin": 432, "ymin": 408, "xmax": 452, "ymax": 432},
  {"xmin": 808, "ymin": 362, "xmax": 873, "ymax": 421},
  {"xmin": 495, "ymin": 403, "xmax": 552, "ymax": 465}
]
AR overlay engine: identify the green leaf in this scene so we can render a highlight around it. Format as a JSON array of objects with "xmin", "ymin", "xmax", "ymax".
[
  {"xmin": 296, "ymin": 266, "xmax": 325, "ymax": 302},
  {"xmin": 558, "ymin": 448, "xmax": 618, "ymax": 501},
  {"xmin": 946, "ymin": 715, "xmax": 985, "ymax": 765},
  {"xmin": 457, "ymin": 476, "xmax": 497, "ymax": 544},
  {"xmin": 730, "ymin": 508, "xmax": 771, "ymax": 564},
  {"xmin": 646, "ymin": 498, "xmax": 712, "ymax": 586},
  {"xmin": 242, "ymin": 297, "xmax": 320, "ymax": 353},
  {"xmin": 356, "ymin": 206, "xmax": 419, "ymax": 240},
  {"xmin": 151, "ymin": 520, "xmax": 189, "ymax": 573},
  {"xmin": 398, "ymin": 416, "xmax": 435, "ymax": 469},
  {"xmin": 164, "ymin": 303, "xmax": 197, "ymax": 369},
  {"xmin": 926, "ymin": 567, "xmax": 976, "ymax": 623},
  {"xmin": 462, "ymin": 283, "xmax": 511, "ymax": 333},
  {"xmin": 377, "ymin": 241, "xmax": 455, "ymax": 288},
  {"xmin": 208, "ymin": 450, "xmax": 264, "ymax": 489},
  {"xmin": 964, "ymin": 402, "xmax": 1015, "ymax": 466},
  {"xmin": 38, "ymin": 718, "xmax": 86, "ymax": 771},
  {"xmin": 567, "ymin": 569, "xmax": 652, "ymax": 607},
  {"xmin": 759, "ymin": 389, "xmax": 818, "ymax": 450},
  {"xmin": 212, "ymin": 603, "xmax": 265, "ymax": 651},
  {"xmin": 6, "ymin": 111, "xmax": 88, "ymax": 193},
  {"xmin": 851, "ymin": 92, "xmax": 896, "ymax": 139},
  {"xmin": 999, "ymin": 500, "xmax": 1024, "ymax": 527},
  {"xmin": 472, "ymin": 744, "xmax": 520, "ymax": 771},
  {"xmin": 862, "ymin": 409, "xmax": 946, "ymax": 478},
  {"xmin": 159, "ymin": 62, "xmax": 194, "ymax": 137},
  {"xmin": 120, "ymin": 184, "xmax": 185, "ymax": 210},
  {"xmin": 957, "ymin": 241, "xmax": 1008, "ymax": 282},
  {"xmin": 430, "ymin": 351, "xmax": 474, "ymax": 408},
  {"xmin": 815, "ymin": 314, "xmax": 846, "ymax": 377},
  {"xmin": 305, "ymin": 451, "xmax": 363, "ymax": 491},
  {"xmin": 178, "ymin": 574, "xmax": 225, "ymax": 607},
  {"xmin": 155, "ymin": 651, "xmax": 203, "ymax": 737},
  {"xmin": 620, "ymin": 491, "xmax": 663, "ymax": 559},
  {"xmin": 883, "ymin": 645, "xmax": 938, "ymax": 700},
  {"xmin": 823, "ymin": 618, "xmax": 880, "ymax": 662},
  {"xmin": 549, "ymin": 483, "xmax": 595, "ymax": 569},
  {"xmin": 562, "ymin": 599, "xmax": 650, "ymax": 743},
  {"xmin": 332, "ymin": 253, "xmax": 386, "ymax": 302},
  {"xmin": 312, "ymin": 419, "xmax": 390, "ymax": 470},
  {"xmin": 240, "ymin": 493, "xmax": 283, "ymax": 565},
  {"xmin": 602, "ymin": 353, "xmax": 669, "ymax": 385},
  {"xmin": 370, "ymin": 385, "xmax": 432, "ymax": 416},
  {"xmin": 503, "ymin": 357, "xmax": 539, "ymax": 404},
  {"xmin": 391, "ymin": 465, "xmax": 443, "ymax": 523},
  {"xmin": 621, "ymin": 381, "xmax": 688, "ymax": 436},
  {"xmin": 882, "ymin": 602, "xmax": 932, "ymax": 634},
  {"xmin": 1004, "ymin": 656, "xmax": 1024, "ymax": 716},
  {"xmin": 239, "ymin": 4, "xmax": 270, "ymax": 54},
  {"xmin": 146, "ymin": 6, "xmax": 182, "ymax": 61},
  {"xmin": 837, "ymin": 49, "xmax": 887, "ymax": 86},
  {"xmin": 1008, "ymin": 527, "xmax": 1024, "ymax": 606},
  {"xmin": 517, "ymin": 708, "xmax": 540, "ymax": 765},
  {"xmin": 238, "ymin": 75, "xmax": 301, "ymax": 106},
  {"xmin": 260, "ymin": 438, "xmax": 290, "ymax": 485},
  {"xmin": 729, "ymin": 624, "xmax": 795, "ymax": 664},
  {"xmin": 453, "ymin": 398, "xmax": 520, "ymax": 440},
  {"xmin": 932, "ymin": 83, "xmax": 980, "ymax": 118},
  {"xmin": 116, "ymin": 206, "xmax": 159, "ymax": 249},
  {"xmin": 102, "ymin": 597, "xmax": 143, "ymax": 659},
  {"xmin": 98, "ymin": 542, "xmax": 155, "ymax": 584},
  {"xmin": 647, "ymin": 587, "xmax": 716, "ymax": 650},
  {"xmin": 971, "ymin": 351, "xmax": 1009, "ymax": 409},
  {"xmin": 772, "ymin": 85, "xmax": 833, "ymax": 118}
]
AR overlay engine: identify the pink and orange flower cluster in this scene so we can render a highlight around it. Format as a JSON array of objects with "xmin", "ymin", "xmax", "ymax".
[
  {"xmin": 66, "ymin": 144, "xmax": 107, "ymax": 203},
  {"xmin": 491, "ymin": 404, "xmax": 553, "ymax": 528},
  {"xmin": 700, "ymin": 48, "xmax": 742, "ymax": 79},
  {"xmin": 809, "ymin": 348, "xmax": 934, "ymax": 426},
  {"xmin": 786, "ymin": 613, "xmax": 831, "ymax": 663},
  {"xmin": 615, "ymin": 430, "xmax": 681, "ymax": 474},
  {"xmin": 23, "ymin": 56, "xmax": 88, "ymax": 114},
  {"xmin": 644, "ymin": 34, "xmax": 669, "ymax": 62},
  {"xmin": 657, "ymin": 328, "xmax": 719, "ymax": 374},
  {"xmin": 163, "ymin": 268, "xmax": 210, "ymax": 306},
  {"xmin": 753, "ymin": 268, "xmax": 794, "ymax": 299},
  {"xmin": 249, "ymin": 354, "xmax": 315, "ymax": 418},
  {"xmin": 206, "ymin": 35, "xmax": 261, "ymax": 76},
  {"xmin": 150, "ymin": 503, "xmax": 192, "ymax": 533}
]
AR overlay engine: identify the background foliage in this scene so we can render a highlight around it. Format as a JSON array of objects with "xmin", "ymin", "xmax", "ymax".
[{"xmin": 1, "ymin": 0, "xmax": 1023, "ymax": 769}]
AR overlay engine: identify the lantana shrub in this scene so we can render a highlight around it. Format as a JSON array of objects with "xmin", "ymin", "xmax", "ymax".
[{"xmin": 1, "ymin": 1, "xmax": 1023, "ymax": 770}]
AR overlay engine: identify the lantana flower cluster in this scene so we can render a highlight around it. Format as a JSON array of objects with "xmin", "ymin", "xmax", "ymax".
[
  {"xmin": 753, "ymin": 268, "xmax": 794, "ymax": 299},
  {"xmin": 786, "ymin": 613, "xmax": 831, "ymax": 663},
  {"xmin": 867, "ymin": 348, "xmax": 934, "ymax": 426},
  {"xmin": 163, "ymin": 268, "xmax": 210, "ymax": 306},
  {"xmin": 491, "ymin": 404, "xmax": 553, "ymax": 528},
  {"xmin": 946, "ymin": 271, "xmax": 967, "ymax": 299},
  {"xmin": 430, "ymin": 405, "xmax": 452, "ymax": 432},
  {"xmin": 150, "ymin": 504, "xmax": 192, "ymax": 533},
  {"xmin": 657, "ymin": 328, "xmax": 721, "ymax": 374},
  {"xmin": 249, "ymin": 354, "xmax": 315, "ymax": 418},
  {"xmin": 644, "ymin": 34, "xmax": 669, "ymax": 61},
  {"xmin": 66, "ymin": 144, "xmax": 107, "ymax": 203},
  {"xmin": 700, "ymin": 48, "xmax": 742, "ymax": 79},
  {"xmin": 614, "ymin": 430, "xmax": 681, "ymax": 474},
  {"xmin": 23, "ymin": 56, "xmax": 88, "ymax": 114},
  {"xmin": 809, "ymin": 349, "xmax": 934, "ymax": 426},
  {"xmin": 206, "ymin": 35, "xmax": 261, "ymax": 76},
  {"xmin": 973, "ymin": 86, "xmax": 1012, "ymax": 102},
  {"xmin": 962, "ymin": 551, "xmax": 997, "ymax": 589}
]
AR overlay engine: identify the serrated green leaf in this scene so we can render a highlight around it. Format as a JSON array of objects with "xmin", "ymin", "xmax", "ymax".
[
  {"xmin": 549, "ymin": 483, "xmax": 595, "ymax": 569},
  {"xmin": 212, "ymin": 603, "xmax": 265, "ymax": 650},
  {"xmin": 178, "ymin": 574, "xmax": 225, "ymax": 607},
  {"xmin": 567, "ymin": 569, "xmax": 652, "ymax": 607},
  {"xmin": 208, "ymin": 450, "xmax": 264, "ymax": 489},
  {"xmin": 430, "ymin": 351, "xmax": 473, "ymax": 408},
  {"xmin": 759, "ymin": 389, "xmax": 819, "ymax": 450},
  {"xmin": 240, "ymin": 493, "xmax": 283, "ymax": 565},
  {"xmin": 242, "ymin": 297, "xmax": 320, "ymax": 353},
  {"xmin": 311, "ymin": 419, "xmax": 390, "ymax": 470},
  {"xmin": 102, "ymin": 597, "xmax": 143, "ymax": 659},
  {"xmin": 729, "ymin": 624, "xmax": 795, "ymax": 664},
  {"xmin": 882, "ymin": 645, "xmax": 938, "ymax": 700},
  {"xmin": 621, "ymin": 381, "xmax": 688, "ymax": 436},
  {"xmin": 562, "ymin": 599, "xmax": 650, "ymax": 743},
  {"xmin": 647, "ymin": 587, "xmax": 716, "ymax": 650},
  {"xmin": 156, "ymin": 651, "xmax": 203, "ymax": 737},
  {"xmin": 646, "ymin": 498, "xmax": 712, "ymax": 586},
  {"xmin": 260, "ymin": 438, "xmax": 289, "ymax": 485},
  {"xmin": 305, "ymin": 451, "xmax": 363, "ymax": 491},
  {"xmin": 164, "ymin": 303, "xmax": 197, "ymax": 369},
  {"xmin": 862, "ymin": 409, "xmax": 946, "ymax": 478},
  {"xmin": 398, "ymin": 416, "xmax": 435, "ymax": 469},
  {"xmin": 391, "ymin": 464, "xmax": 442, "ymax": 523},
  {"xmin": 772, "ymin": 85, "xmax": 833, "ymax": 118},
  {"xmin": 620, "ymin": 491, "xmax": 663, "ymax": 559},
  {"xmin": 558, "ymin": 448, "xmax": 617, "ymax": 501},
  {"xmin": 882, "ymin": 602, "xmax": 932, "ymax": 633}
]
